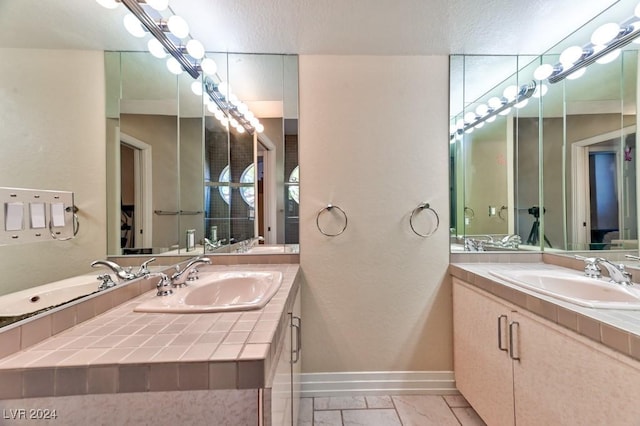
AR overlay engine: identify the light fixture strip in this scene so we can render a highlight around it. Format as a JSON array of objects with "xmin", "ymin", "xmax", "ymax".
[
  {"xmin": 120, "ymin": 0, "xmax": 200, "ymax": 79},
  {"xmin": 450, "ymin": 82, "xmax": 537, "ymax": 139},
  {"xmin": 549, "ymin": 24, "xmax": 640, "ymax": 83},
  {"xmin": 204, "ymin": 79, "xmax": 255, "ymax": 134}
]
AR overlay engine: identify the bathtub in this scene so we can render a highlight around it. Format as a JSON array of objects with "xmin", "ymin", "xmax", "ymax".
[{"xmin": 0, "ymin": 274, "xmax": 101, "ymax": 317}]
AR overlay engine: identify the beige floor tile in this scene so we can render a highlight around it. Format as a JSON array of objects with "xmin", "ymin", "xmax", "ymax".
[
  {"xmin": 393, "ymin": 395, "xmax": 459, "ymax": 426},
  {"xmin": 452, "ymin": 407, "xmax": 487, "ymax": 426},
  {"xmin": 342, "ymin": 409, "xmax": 401, "ymax": 426},
  {"xmin": 314, "ymin": 410, "xmax": 342, "ymax": 426},
  {"xmin": 299, "ymin": 397, "xmax": 313, "ymax": 423},
  {"xmin": 443, "ymin": 394, "xmax": 471, "ymax": 408},
  {"xmin": 314, "ymin": 396, "xmax": 366, "ymax": 410},
  {"xmin": 365, "ymin": 395, "xmax": 394, "ymax": 409}
]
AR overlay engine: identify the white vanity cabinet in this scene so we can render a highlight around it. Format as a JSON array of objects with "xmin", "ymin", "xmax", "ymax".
[
  {"xmin": 269, "ymin": 289, "xmax": 302, "ymax": 426},
  {"xmin": 453, "ymin": 278, "xmax": 640, "ymax": 426}
]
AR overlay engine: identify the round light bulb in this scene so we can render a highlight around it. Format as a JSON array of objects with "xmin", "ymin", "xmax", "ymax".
[
  {"xmin": 166, "ymin": 57, "xmax": 183, "ymax": 75},
  {"xmin": 533, "ymin": 63, "xmax": 554, "ymax": 80},
  {"xmin": 591, "ymin": 23, "xmax": 620, "ymax": 46},
  {"xmin": 214, "ymin": 110, "xmax": 224, "ymax": 120},
  {"xmin": 191, "ymin": 81, "xmax": 203, "ymax": 96},
  {"xmin": 532, "ymin": 84, "xmax": 548, "ymax": 98},
  {"xmin": 145, "ymin": 0, "xmax": 169, "ymax": 11},
  {"xmin": 186, "ymin": 39, "xmax": 205, "ymax": 59},
  {"xmin": 147, "ymin": 38, "xmax": 167, "ymax": 58},
  {"xmin": 559, "ymin": 46, "xmax": 583, "ymax": 66},
  {"xmin": 249, "ymin": 117, "xmax": 259, "ymax": 127},
  {"xmin": 502, "ymin": 85, "xmax": 518, "ymax": 101},
  {"xmin": 167, "ymin": 15, "xmax": 189, "ymax": 39},
  {"xmin": 475, "ymin": 104, "xmax": 489, "ymax": 117},
  {"xmin": 474, "ymin": 122, "xmax": 484, "ymax": 129},
  {"xmin": 486, "ymin": 115, "xmax": 497, "ymax": 123},
  {"xmin": 200, "ymin": 58, "xmax": 217, "ymax": 75},
  {"xmin": 244, "ymin": 111, "xmax": 255, "ymax": 121},
  {"xmin": 596, "ymin": 49, "xmax": 621, "ymax": 64},
  {"xmin": 455, "ymin": 118, "xmax": 465, "ymax": 130},
  {"xmin": 237, "ymin": 103, "xmax": 249, "ymax": 115},
  {"xmin": 207, "ymin": 103, "xmax": 219, "ymax": 114},
  {"xmin": 487, "ymin": 97, "xmax": 503, "ymax": 109},
  {"xmin": 229, "ymin": 93, "xmax": 239, "ymax": 105},
  {"xmin": 498, "ymin": 107, "xmax": 512, "ymax": 116},
  {"xmin": 255, "ymin": 123, "xmax": 264, "ymax": 133},
  {"xmin": 464, "ymin": 112, "xmax": 476, "ymax": 123},
  {"xmin": 96, "ymin": 0, "xmax": 119, "ymax": 9},
  {"xmin": 123, "ymin": 14, "xmax": 146, "ymax": 38},
  {"xmin": 229, "ymin": 118, "xmax": 239, "ymax": 128},
  {"xmin": 236, "ymin": 126, "xmax": 245, "ymax": 134},
  {"xmin": 514, "ymin": 99, "xmax": 529, "ymax": 109},
  {"xmin": 566, "ymin": 67, "xmax": 586, "ymax": 80},
  {"xmin": 220, "ymin": 117, "xmax": 229, "ymax": 127},
  {"xmin": 464, "ymin": 127, "xmax": 474, "ymax": 134}
]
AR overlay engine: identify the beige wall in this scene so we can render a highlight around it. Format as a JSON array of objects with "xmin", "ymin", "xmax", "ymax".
[
  {"xmin": 0, "ymin": 48, "xmax": 106, "ymax": 295},
  {"xmin": 299, "ymin": 55, "xmax": 452, "ymax": 373}
]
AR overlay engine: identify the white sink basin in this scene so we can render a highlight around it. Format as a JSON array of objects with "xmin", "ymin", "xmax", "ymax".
[
  {"xmin": 134, "ymin": 271, "xmax": 283, "ymax": 313},
  {"xmin": 490, "ymin": 269, "xmax": 640, "ymax": 310}
]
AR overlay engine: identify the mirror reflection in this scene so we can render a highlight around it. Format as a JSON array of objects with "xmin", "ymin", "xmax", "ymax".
[
  {"xmin": 106, "ymin": 52, "xmax": 299, "ymax": 257},
  {"xmin": 450, "ymin": 0, "xmax": 640, "ymax": 254}
]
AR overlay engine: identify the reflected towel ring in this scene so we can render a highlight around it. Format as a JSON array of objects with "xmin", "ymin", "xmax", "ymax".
[
  {"xmin": 498, "ymin": 205, "xmax": 508, "ymax": 221},
  {"xmin": 316, "ymin": 204, "xmax": 348, "ymax": 237},
  {"xmin": 410, "ymin": 202, "xmax": 440, "ymax": 238},
  {"xmin": 49, "ymin": 213, "xmax": 80, "ymax": 241},
  {"xmin": 464, "ymin": 206, "xmax": 475, "ymax": 219}
]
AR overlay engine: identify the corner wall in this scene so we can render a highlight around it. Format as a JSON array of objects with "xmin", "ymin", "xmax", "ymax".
[{"xmin": 299, "ymin": 55, "xmax": 451, "ymax": 373}]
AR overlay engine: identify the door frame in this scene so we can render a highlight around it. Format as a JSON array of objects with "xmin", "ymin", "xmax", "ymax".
[{"xmin": 120, "ymin": 132, "xmax": 153, "ymax": 249}]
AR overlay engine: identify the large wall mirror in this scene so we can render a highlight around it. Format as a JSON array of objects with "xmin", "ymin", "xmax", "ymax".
[
  {"xmin": 106, "ymin": 51, "xmax": 299, "ymax": 257},
  {"xmin": 450, "ymin": 0, "xmax": 639, "ymax": 255}
]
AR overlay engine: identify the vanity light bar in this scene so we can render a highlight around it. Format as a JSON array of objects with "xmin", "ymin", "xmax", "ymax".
[
  {"xmin": 120, "ymin": 0, "xmax": 200, "ymax": 79},
  {"xmin": 547, "ymin": 17, "xmax": 640, "ymax": 84},
  {"xmin": 203, "ymin": 78, "xmax": 256, "ymax": 133},
  {"xmin": 450, "ymin": 81, "xmax": 537, "ymax": 140}
]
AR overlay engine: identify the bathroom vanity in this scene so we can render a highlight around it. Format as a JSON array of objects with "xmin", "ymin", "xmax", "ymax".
[
  {"xmin": 450, "ymin": 262, "xmax": 640, "ymax": 426},
  {"xmin": 0, "ymin": 261, "xmax": 301, "ymax": 426}
]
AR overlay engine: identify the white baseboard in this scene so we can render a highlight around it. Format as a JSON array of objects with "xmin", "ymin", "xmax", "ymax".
[{"xmin": 299, "ymin": 371, "xmax": 458, "ymax": 398}]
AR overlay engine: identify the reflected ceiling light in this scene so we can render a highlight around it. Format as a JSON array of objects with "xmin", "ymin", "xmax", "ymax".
[
  {"xmin": 532, "ymin": 83, "xmax": 548, "ymax": 98},
  {"xmin": 566, "ymin": 67, "xmax": 586, "ymax": 80},
  {"xmin": 207, "ymin": 103, "xmax": 219, "ymax": 114},
  {"xmin": 200, "ymin": 58, "xmax": 217, "ymax": 75},
  {"xmin": 217, "ymin": 81, "xmax": 230, "ymax": 96},
  {"xmin": 464, "ymin": 127, "xmax": 474, "ymax": 134},
  {"xmin": 514, "ymin": 99, "xmax": 529, "ymax": 109},
  {"xmin": 559, "ymin": 46, "xmax": 584, "ymax": 66},
  {"xmin": 450, "ymin": 82, "xmax": 536, "ymax": 140},
  {"xmin": 255, "ymin": 123, "xmax": 265, "ymax": 133},
  {"xmin": 487, "ymin": 97, "xmax": 503, "ymax": 109},
  {"xmin": 533, "ymin": 63, "xmax": 554, "ymax": 80},
  {"xmin": 167, "ymin": 15, "xmax": 189, "ymax": 38},
  {"xmin": 475, "ymin": 104, "xmax": 489, "ymax": 116},
  {"xmin": 591, "ymin": 23, "xmax": 621, "ymax": 46},
  {"xmin": 596, "ymin": 48, "xmax": 621, "ymax": 64},
  {"xmin": 229, "ymin": 118, "xmax": 239, "ymax": 128},
  {"xmin": 186, "ymin": 39, "xmax": 205, "ymax": 59},
  {"xmin": 191, "ymin": 81, "xmax": 203, "ymax": 96},
  {"xmin": 145, "ymin": 0, "xmax": 169, "ymax": 12},
  {"xmin": 503, "ymin": 85, "xmax": 518, "ymax": 101},
  {"xmin": 236, "ymin": 126, "xmax": 245, "ymax": 134},
  {"xmin": 147, "ymin": 38, "xmax": 167, "ymax": 58},
  {"xmin": 229, "ymin": 93, "xmax": 239, "ymax": 105},
  {"xmin": 123, "ymin": 14, "xmax": 146, "ymax": 37},
  {"xmin": 166, "ymin": 57, "xmax": 183, "ymax": 75},
  {"xmin": 214, "ymin": 110, "xmax": 225, "ymax": 121},
  {"xmin": 474, "ymin": 122, "xmax": 485, "ymax": 129},
  {"xmin": 244, "ymin": 110, "xmax": 255, "ymax": 121},
  {"xmin": 237, "ymin": 103, "xmax": 249, "ymax": 115},
  {"xmin": 96, "ymin": 0, "xmax": 118, "ymax": 9}
]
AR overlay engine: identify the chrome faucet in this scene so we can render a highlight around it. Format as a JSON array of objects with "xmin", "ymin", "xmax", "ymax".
[
  {"xmin": 91, "ymin": 260, "xmax": 136, "ymax": 281},
  {"xmin": 250, "ymin": 236, "xmax": 264, "ymax": 247},
  {"xmin": 171, "ymin": 256, "xmax": 211, "ymax": 287},
  {"xmin": 576, "ymin": 255, "xmax": 632, "ymax": 286}
]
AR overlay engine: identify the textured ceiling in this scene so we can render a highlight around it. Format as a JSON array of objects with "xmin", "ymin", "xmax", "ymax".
[{"xmin": 0, "ymin": 0, "xmax": 627, "ymax": 55}]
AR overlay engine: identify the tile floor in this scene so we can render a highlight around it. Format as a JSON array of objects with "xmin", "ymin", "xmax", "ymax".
[{"xmin": 298, "ymin": 394, "xmax": 486, "ymax": 426}]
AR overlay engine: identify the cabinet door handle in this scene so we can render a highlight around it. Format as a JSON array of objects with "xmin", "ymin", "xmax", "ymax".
[
  {"xmin": 497, "ymin": 315, "xmax": 508, "ymax": 352},
  {"xmin": 509, "ymin": 321, "xmax": 520, "ymax": 361},
  {"xmin": 291, "ymin": 316, "xmax": 302, "ymax": 364}
]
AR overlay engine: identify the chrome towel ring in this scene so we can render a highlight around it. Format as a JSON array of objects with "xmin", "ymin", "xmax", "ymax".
[
  {"xmin": 49, "ymin": 212, "xmax": 80, "ymax": 241},
  {"xmin": 410, "ymin": 202, "xmax": 440, "ymax": 238},
  {"xmin": 316, "ymin": 204, "xmax": 348, "ymax": 237}
]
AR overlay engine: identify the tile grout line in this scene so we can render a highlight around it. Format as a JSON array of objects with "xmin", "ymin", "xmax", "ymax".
[
  {"xmin": 390, "ymin": 395, "xmax": 405, "ymax": 426},
  {"xmin": 441, "ymin": 395, "xmax": 464, "ymax": 426}
]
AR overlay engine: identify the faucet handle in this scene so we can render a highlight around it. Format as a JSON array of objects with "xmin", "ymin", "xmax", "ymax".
[
  {"xmin": 96, "ymin": 274, "xmax": 116, "ymax": 290},
  {"xmin": 145, "ymin": 272, "xmax": 173, "ymax": 296}
]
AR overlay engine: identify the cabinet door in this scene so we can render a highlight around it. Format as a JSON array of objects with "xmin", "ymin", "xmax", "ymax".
[
  {"xmin": 270, "ymin": 312, "xmax": 293, "ymax": 426},
  {"xmin": 512, "ymin": 310, "xmax": 640, "ymax": 426},
  {"xmin": 453, "ymin": 279, "xmax": 516, "ymax": 426},
  {"xmin": 291, "ymin": 289, "xmax": 302, "ymax": 426}
]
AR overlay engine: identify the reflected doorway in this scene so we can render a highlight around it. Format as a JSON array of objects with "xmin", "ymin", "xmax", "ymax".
[{"xmin": 119, "ymin": 133, "xmax": 153, "ymax": 254}]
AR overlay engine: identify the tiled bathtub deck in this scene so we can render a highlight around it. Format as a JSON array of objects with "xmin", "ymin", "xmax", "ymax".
[{"xmin": 299, "ymin": 394, "xmax": 485, "ymax": 426}]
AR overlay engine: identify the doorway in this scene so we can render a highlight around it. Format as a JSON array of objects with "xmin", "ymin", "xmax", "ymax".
[{"xmin": 119, "ymin": 133, "xmax": 153, "ymax": 253}]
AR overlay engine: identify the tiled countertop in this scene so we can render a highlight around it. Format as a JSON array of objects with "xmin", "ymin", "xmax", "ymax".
[
  {"xmin": 0, "ymin": 264, "xmax": 300, "ymax": 400},
  {"xmin": 450, "ymin": 262, "xmax": 640, "ymax": 363}
]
